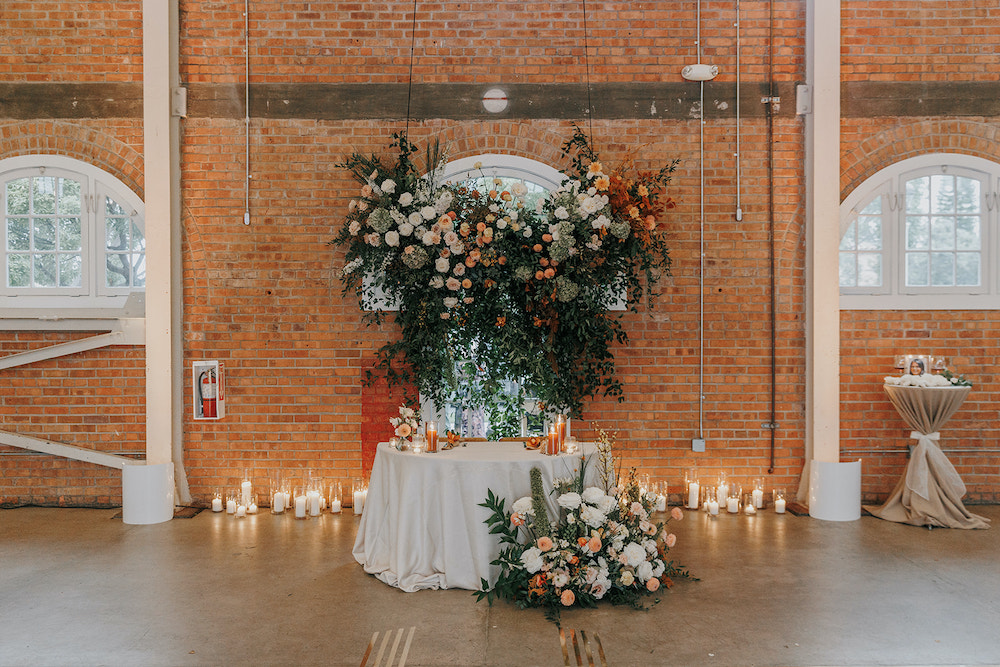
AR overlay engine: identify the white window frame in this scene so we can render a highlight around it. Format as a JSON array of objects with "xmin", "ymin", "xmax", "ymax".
[
  {"xmin": 0, "ymin": 155, "xmax": 145, "ymax": 316},
  {"xmin": 840, "ymin": 153, "xmax": 1000, "ymax": 310}
]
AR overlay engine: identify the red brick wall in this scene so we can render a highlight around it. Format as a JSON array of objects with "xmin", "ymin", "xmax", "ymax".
[{"xmin": 2, "ymin": 1, "xmax": 998, "ymax": 509}]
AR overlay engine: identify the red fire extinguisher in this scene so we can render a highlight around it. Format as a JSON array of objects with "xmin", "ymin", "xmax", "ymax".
[{"xmin": 199, "ymin": 368, "xmax": 218, "ymax": 418}]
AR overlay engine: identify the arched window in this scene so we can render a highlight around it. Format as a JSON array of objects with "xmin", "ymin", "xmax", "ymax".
[
  {"xmin": 839, "ymin": 154, "xmax": 1000, "ymax": 309},
  {"xmin": 0, "ymin": 155, "xmax": 145, "ymax": 316}
]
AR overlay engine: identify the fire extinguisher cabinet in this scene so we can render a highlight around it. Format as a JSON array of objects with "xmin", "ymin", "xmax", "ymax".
[{"xmin": 193, "ymin": 360, "xmax": 225, "ymax": 420}]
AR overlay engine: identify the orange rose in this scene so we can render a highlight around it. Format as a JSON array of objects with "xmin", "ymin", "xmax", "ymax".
[
  {"xmin": 533, "ymin": 244, "xmax": 543, "ymax": 253},
  {"xmin": 461, "ymin": 278, "xmax": 472, "ymax": 289},
  {"xmin": 560, "ymin": 590, "xmax": 576, "ymax": 606},
  {"xmin": 537, "ymin": 536, "xmax": 554, "ymax": 552},
  {"xmin": 646, "ymin": 578, "xmax": 660, "ymax": 592},
  {"xmin": 544, "ymin": 268, "xmax": 555, "ymax": 279},
  {"xmin": 535, "ymin": 271, "xmax": 545, "ymax": 281},
  {"xmin": 542, "ymin": 233, "xmax": 553, "ymax": 242}
]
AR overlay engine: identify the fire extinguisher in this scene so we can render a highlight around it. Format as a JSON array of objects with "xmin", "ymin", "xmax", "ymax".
[{"xmin": 198, "ymin": 368, "xmax": 218, "ymax": 418}]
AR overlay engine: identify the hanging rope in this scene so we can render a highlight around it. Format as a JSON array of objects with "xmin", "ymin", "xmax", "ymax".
[
  {"xmin": 404, "ymin": 0, "xmax": 419, "ymax": 140},
  {"xmin": 582, "ymin": 0, "xmax": 594, "ymax": 140}
]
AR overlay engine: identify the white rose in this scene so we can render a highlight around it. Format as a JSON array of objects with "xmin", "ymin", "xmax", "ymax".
[
  {"xmin": 580, "ymin": 196, "xmax": 603, "ymax": 215},
  {"xmin": 619, "ymin": 570, "xmax": 635, "ymax": 587},
  {"xmin": 623, "ymin": 542, "xmax": 646, "ymax": 567},
  {"xmin": 398, "ymin": 191, "xmax": 413, "ymax": 206},
  {"xmin": 435, "ymin": 257, "xmax": 450, "ymax": 273},
  {"xmin": 511, "ymin": 182, "xmax": 528, "ymax": 197},
  {"xmin": 422, "ymin": 230, "xmax": 438, "ymax": 246},
  {"xmin": 380, "ymin": 179, "xmax": 396, "ymax": 194},
  {"xmin": 420, "ymin": 205, "xmax": 437, "ymax": 220},
  {"xmin": 554, "ymin": 206, "xmax": 570, "ymax": 220},
  {"xmin": 443, "ymin": 297, "xmax": 458, "ymax": 308},
  {"xmin": 557, "ymin": 493, "xmax": 582, "ymax": 510},
  {"xmin": 446, "ymin": 277, "xmax": 461, "ymax": 291},
  {"xmin": 582, "ymin": 487, "xmax": 605, "ymax": 504},
  {"xmin": 398, "ymin": 222, "xmax": 414, "ymax": 236},
  {"xmin": 591, "ymin": 215, "xmax": 611, "ymax": 230},
  {"xmin": 636, "ymin": 560, "xmax": 654, "ymax": 583},
  {"xmin": 511, "ymin": 497, "xmax": 534, "ymax": 515},
  {"xmin": 597, "ymin": 495, "xmax": 617, "ymax": 514},
  {"xmin": 520, "ymin": 547, "xmax": 544, "ymax": 574},
  {"xmin": 408, "ymin": 212, "xmax": 423, "ymax": 226},
  {"xmin": 652, "ymin": 560, "xmax": 665, "ymax": 579},
  {"xmin": 384, "ymin": 231, "xmax": 399, "ymax": 247},
  {"xmin": 348, "ymin": 220, "xmax": 361, "ymax": 236},
  {"xmin": 591, "ymin": 577, "xmax": 610, "ymax": 599}
]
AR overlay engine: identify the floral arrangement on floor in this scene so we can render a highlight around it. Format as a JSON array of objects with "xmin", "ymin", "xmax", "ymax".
[
  {"xmin": 331, "ymin": 128, "xmax": 677, "ymax": 417},
  {"xmin": 884, "ymin": 369, "xmax": 972, "ymax": 388},
  {"xmin": 476, "ymin": 440, "xmax": 693, "ymax": 623}
]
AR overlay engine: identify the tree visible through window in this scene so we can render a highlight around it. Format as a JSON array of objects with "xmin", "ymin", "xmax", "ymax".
[
  {"xmin": 839, "ymin": 154, "xmax": 998, "ymax": 309},
  {"xmin": 1, "ymin": 156, "xmax": 145, "ymax": 310}
]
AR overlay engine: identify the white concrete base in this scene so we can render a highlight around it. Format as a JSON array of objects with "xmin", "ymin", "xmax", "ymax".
[
  {"xmin": 122, "ymin": 462, "xmax": 175, "ymax": 525},
  {"xmin": 809, "ymin": 459, "xmax": 862, "ymax": 522}
]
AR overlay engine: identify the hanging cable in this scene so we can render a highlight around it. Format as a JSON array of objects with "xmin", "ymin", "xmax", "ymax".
[
  {"xmin": 697, "ymin": 0, "xmax": 706, "ymax": 442},
  {"xmin": 766, "ymin": 0, "xmax": 777, "ymax": 474},
  {"xmin": 735, "ymin": 0, "xmax": 743, "ymax": 222},
  {"xmin": 582, "ymin": 0, "xmax": 594, "ymax": 139},
  {"xmin": 243, "ymin": 0, "xmax": 251, "ymax": 225},
  {"xmin": 404, "ymin": 0, "xmax": 419, "ymax": 140}
]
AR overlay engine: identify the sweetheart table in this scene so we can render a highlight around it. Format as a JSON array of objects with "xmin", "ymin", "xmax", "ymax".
[{"xmin": 353, "ymin": 440, "xmax": 596, "ymax": 592}]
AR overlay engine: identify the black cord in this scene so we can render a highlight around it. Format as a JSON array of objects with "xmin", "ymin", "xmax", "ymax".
[
  {"xmin": 404, "ymin": 0, "xmax": 419, "ymax": 139},
  {"xmin": 582, "ymin": 0, "xmax": 594, "ymax": 140}
]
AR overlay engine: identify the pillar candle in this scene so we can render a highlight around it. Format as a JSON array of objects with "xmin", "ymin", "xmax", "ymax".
[
  {"xmin": 353, "ymin": 489, "xmax": 366, "ymax": 515},
  {"xmin": 716, "ymin": 483, "xmax": 728, "ymax": 506},
  {"xmin": 775, "ymin": 498, "xmax": 786, "ymax": 514},
  {"xmin": 241, "ymin": 480, "xmax": 253, "ymax": 506},
  {"xmin": 547, "ymin": 425, "xmax": 559, "ymax": 456},
  {"xmin": 248, "ymin": 501, "xmax": 258, "ymax": 514},
  {"xmin": 294, "ymin": 494, "xmax": 307, "ymax": 519},
  {"xmin": 556, "ymin": 415, "xmax": 567, "ymax": 449},
  {"xmin": 307, "ymin": 491, "xmax": 321, "ymax": 516},
  {"xmin": 727, "ymin": 496, "xmax": 739, "ymax": 513},
  {"xmin": 687, "ymin": 482, "xmax": 700, "ymax": 509},
  {"xmin": 226, "ymin": 498, "xmax": 237, "ymax": 514},
  {"xmin": 744, "ymin": 502, "xmax": 757, "ymax": 515},
  {"xmin": 426, "ymin": 422, "xmax": 438, "ymax": 453},
  {"xmin": 330, "ymin": 499, "xmax": 342, "ymax": 513},
  {"xmin": 752, "ymin": 487, "xmax": 764, "ymax": 509},
  {"xmin": 708, "ymin": 499, "xmax": 719, "ymax": 516},
  {"xmin": 272, "ymin": 491, "xmax": 285, "ymax": 513},
  {"xmin": 236, "ymin": 504, "xmax": 247, "ymax": 518},
  {"xmin": 211, "ymin": 497, "xmax": 223, "ymax": 512}
]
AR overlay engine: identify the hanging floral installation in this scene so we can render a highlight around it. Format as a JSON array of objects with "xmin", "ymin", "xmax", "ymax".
[{"xmin": 331, "ymin": 128, "xmax": 677, "ymax": 416}]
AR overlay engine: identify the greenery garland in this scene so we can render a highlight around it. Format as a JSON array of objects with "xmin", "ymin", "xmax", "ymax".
[{"xmin": 332, "ymin": 129, "xmax": 677, "ymax": 417}]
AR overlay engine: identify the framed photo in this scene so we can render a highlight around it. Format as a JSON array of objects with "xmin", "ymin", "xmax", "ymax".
[{"xmin": 904, "ymin": 355, "xmax": 929, "ymax": 376}]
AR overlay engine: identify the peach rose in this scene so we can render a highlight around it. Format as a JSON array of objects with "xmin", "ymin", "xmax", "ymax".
[
  {"xmin": 395, "ymin": 423, "xmax": 412, "ymax": 438},
  {"xmin": 542, "ymin": 233, "xmax": 553, "ymax": 242},
  {"xmin": 461, "ymin": 278, "xmax": 472, "ymax": 289},
  {"xmin": 533, "ymin": 244, "xmax": 543, "ymax": 253},
  {"xmin": 665, "ymin": 533, "xmax": 677, "ymax": 548},
  {"xmin": 535, "ymin": 270, "xmax": 545, "ymax": 280},
  {"xmin": 537, "ymin": 536, "xmax": 554, "ymax": 552},
  {"xmin": 588, "ymin": 535, "xmax": 602, "ymax": 553},
  {"xmin": 560, "ymin": 590, "xmax": 576, "ymax": 606},
  {"xmin": 671, "ymin": 507, "xmax": 684, "ymax": 521},
  {"xmin": 646, "ymin": 577, "xmax": 660, "ymax": 592}
]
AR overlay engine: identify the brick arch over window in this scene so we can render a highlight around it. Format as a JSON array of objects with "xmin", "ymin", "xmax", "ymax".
[
  {"xmin": 841, "ymin": 119, "xmax": 1000, "ymax": 201},
  {"xmin": 410, "ymin": 121, "xmax": 573, "ymax": 172},
  {"xmin": 0, "ymin": 121, "xmax": 145, "ymax": 200}
]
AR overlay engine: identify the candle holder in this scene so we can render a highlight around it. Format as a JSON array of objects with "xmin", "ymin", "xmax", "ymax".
[
  {"xmin": 226, "ymin": 492, "xmax": 238, "ymax": 515},
  {"xmin": 411, "ymin": 434, "xmax": 426, "ymax": 454},
  {"xmin": 685, "ymin": 470, "xmax": 700, "ymax": 510},
  {"xmin": 248, "ymin": 494, "xmax": 259, "ymax": 514},
  {"xmin": 752, "ymin": 479, "xmax": 765, "ymax": 510},
  {"xmin": 329, "ymin": 482, "xmax": 342, "ymax": 513},
  {"xmin": 715, "ymin": 473, "xmax": 729, "ymax": 507},
  {"xmin": 211, "ymin": 489, "xmax": 224, "ymax": 513},
  {"xmin": 743, "ymin": 493, "xmax": 757, "ymax": 515},
  {"xmin": 555, "ymin": 414, "xmax": 567, "ymax": 450},
  {"xmin": 293, "ymin": 487, "xmax": 308, "ymax": 520},
  {"xmin": 546, "ymin": 424, "xmax": 559, "ymax": 456},
  {"xmin": 426, "ymin": 420, "xmax": 438, "ymax": 453},
  {"xmin": 726, "ymin": 487, "xmax": 741, "ymax": 514},
  {"xmin": 241, "ymin": 469, "xmax": 253, "ymax": 507},
  {"xmin": 352, "ymin": 482, "xmax": 367, "ymax": 515},
  {"xmin": 270, "ymin": 476, "xmax": 286, "ymax": 514},
  {"xmin": 774, "ymin": 488, "xmax": 787, "ymax": 514}
]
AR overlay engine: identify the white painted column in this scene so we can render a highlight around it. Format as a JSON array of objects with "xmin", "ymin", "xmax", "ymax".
[
  {"xmin": 804, "ymin": 0, "xmax": 841, "ymax": 465},
  {"xmin": 804, "ymin": 0, "xmax": 859, "ymax": 521},
  {"xmin": 143, "ymin": 0, "xmax": 174, "ymax": 468}
]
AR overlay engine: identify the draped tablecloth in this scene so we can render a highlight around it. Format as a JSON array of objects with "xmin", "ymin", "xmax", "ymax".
[
  {"xmin": 353, "ymin": 441, "xmax": 597, "ymax": 592},
  {"xmin": 867, "ymin": 385, "xmax": 990, "ymax": 529}
]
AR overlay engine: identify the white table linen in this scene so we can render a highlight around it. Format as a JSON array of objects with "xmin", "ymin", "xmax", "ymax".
[{"xmin": 353, "ymin": 441, "xmax": 596, "ymax": 592}]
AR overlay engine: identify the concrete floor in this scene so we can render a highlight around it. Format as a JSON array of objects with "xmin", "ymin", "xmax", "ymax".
[{"xmin": 1, "ymin": 505, "xmax": 999, "ymax": 667}]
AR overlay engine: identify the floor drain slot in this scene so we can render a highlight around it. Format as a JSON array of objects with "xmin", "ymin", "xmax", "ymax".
[
  {"xmin": 359, "ymin": 626, "xmax": 415, "ymax": 667},
  {"xmin": 559, "ymin": 627, "xmax": 608, "ymax": 666}
]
